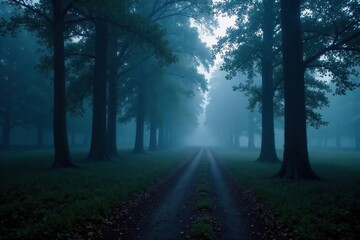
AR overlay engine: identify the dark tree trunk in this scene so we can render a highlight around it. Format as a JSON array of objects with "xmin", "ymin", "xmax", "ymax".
[
  {"xmin": 133, "ymin": 84, "xmax": 145, "ymax": 153},
  {"xmin": 86, "ymin": 20, "xmax": 110, "ymax": 161},
  {"xmin": 106, "ymin": 35, "xmax": 119, "ymax": 158},
  {"xmin": 248, "ymin": 113, "xmax": 255, "ymax": 149},
  {"xmin": 52, "ymin": 0, "xmax": 73, "ymax": 168},
  {"xmin": 148, "ymin": 107, "xmax": 157, "ymax": 151},
  {"xmin": 257, "ymin": 0, "xmax": 279, "ymax": 162},
  {"xmin": 275, "ymin": 0, "xmax": 319, "ymax": 180}
]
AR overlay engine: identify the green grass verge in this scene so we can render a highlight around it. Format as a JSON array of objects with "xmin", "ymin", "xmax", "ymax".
[
  {"xmin": 212, "ymin": 148, "xmax": 360, "ymax": 240},
  {"xmin": 191, "ymin": 216, "xmax": 215, "ymax": 240},
  {"xmin": 0, "ymin": 147, "xmax": 196, "ymax": 239}
]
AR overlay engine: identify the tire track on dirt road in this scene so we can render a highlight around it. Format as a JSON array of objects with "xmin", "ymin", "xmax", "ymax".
[
  {"xmin": 206, "ymin": 148, "xmax": 251, "ymax": 240},
  {"xmin": 130, "ymin": 148, "xmax": 203, "ymax": 240}
]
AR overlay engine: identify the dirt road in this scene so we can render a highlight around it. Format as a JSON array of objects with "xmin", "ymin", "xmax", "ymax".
[
  {"xmin": 74, "ymin": 147, "xmax": 288, "ymax": 240},
  {"xmin": 129, "ymin": 148, "xmax": 203, "ymax": 239},
  {"xmin": 126, "ymin": 147, "xmax": 253, "ymax": 240}
]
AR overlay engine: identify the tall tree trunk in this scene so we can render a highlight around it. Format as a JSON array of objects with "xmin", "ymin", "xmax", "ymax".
[
  {"xmin": 275, "ymin": 0, "xmax": 319, "ymax": 180},
  {"xmin": 133, "ymin": 84, "xmax": 145, "ymax": 153},
  {"xmin": 52, "ymin": 0, "xmax": 73, "ymax": 167},
  {"xmin": 86, "ymin": 20, "xmax": 110, "ymax": 161},
  {"xmin": 257, "ymin": 0, "xmax": 279, "ymax": 162},
  {"xmin": 106, "ymin": 35, "xmax": 119, "ymax": 158},
  {"xmin": 148, "ymin": 106, "xmax": 157, "ymax": 151}
]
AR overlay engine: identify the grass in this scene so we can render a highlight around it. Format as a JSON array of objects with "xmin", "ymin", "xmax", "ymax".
[
  {"xmin": 191, "ymin": 216, "xmax": 215, "ymax": 240},
  {"xmin": 196, "ymin": 198, "xmax": 213, "ymax": 212},
  {"xmin": 212, "ymin": 147, "xmax": 360, "ymax": 240},
  {"xmin": 0, "ymin": 147, "xmax": 197, "ymax": 239},
  {"xmin": 191, "ymin": 154, "xmax": 216, "ymax": 240}
]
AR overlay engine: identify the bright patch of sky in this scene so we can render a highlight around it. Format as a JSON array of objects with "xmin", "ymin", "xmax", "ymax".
[
  {"xmin": 195, "ymin": 14, "xmax": 236, "ymax": 80},
  {"xmin": 185, "ymin": 7, "xmax": 236, "ymax": 146}
]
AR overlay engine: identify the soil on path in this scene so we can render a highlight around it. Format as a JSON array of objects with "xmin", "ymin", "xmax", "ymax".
[
  {"xmin": 129, "ymin": 148, "xmax": 203, "ymax": 239},
  {"xmin": 74, "ymin": 147, "xmax": 290, "ymax": 239}
]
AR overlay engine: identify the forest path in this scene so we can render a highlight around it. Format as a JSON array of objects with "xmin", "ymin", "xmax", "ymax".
[
  {"xmin": 129, "ymin": 148, "xmax": 203, "ymax": 239},
  {"xmin": 127, "ymin": 147, "xmax": 252, "ymax": 240},
  {"xmin": 76, "ymin": 147, "xmax": 288, "ymax": 240},
  {"xmin": 206, "ymin": 148, "xmax": 250, "ymax": 240}
]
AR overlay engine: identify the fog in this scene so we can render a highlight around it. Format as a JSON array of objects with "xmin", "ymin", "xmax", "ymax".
[{"xmin": 0, "ymin": 0, "xmax": 359, "ymax": 160}]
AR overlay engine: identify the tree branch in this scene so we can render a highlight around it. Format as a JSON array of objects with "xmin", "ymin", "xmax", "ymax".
[{"xmin": 8, "ymin": 0, "xmax": 52, "ymax": 23}]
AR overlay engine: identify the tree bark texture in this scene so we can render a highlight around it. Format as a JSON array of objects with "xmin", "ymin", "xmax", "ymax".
[
  {"xmin": 276, "ymin": 0, "xmax": 319, "ymax": 180},
  {"xmin": 87, "ymin": 19, "xmax": 110, "ymax": 161},
  {"xmin": 52, "ymin": 0, "xmax": 73, "ymax": 167},
  {"xmin": 257, "ymin": 0, "xmax": 279, "ymax": 162}
]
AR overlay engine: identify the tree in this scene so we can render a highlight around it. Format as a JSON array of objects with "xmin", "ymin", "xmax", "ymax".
[
  {"xmin": 86, "ymin": 16, "xmax": 110, "ymax": 161},
  {"xmin": 275, "ymin": 0, "xmax": 360, "ymax": 180},
  {"xmin": 2, "ymin": 0, "xmax": 78, "ymax": 167},
  {"xmin": 257, "ymin": 0, "xmax": 278, "ymax": 162},
  {"xmin": 275, "ymin": 0, "xmax": 319, "ymax": 179},
  {"xmin": 215, "ymin": 0, "xmax": 280, "ymax": 161}
]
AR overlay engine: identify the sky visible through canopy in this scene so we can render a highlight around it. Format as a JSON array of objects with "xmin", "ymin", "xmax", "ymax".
[{"xmin": 186, "ymin": 11, "xmax": 236, "ymax": 146}]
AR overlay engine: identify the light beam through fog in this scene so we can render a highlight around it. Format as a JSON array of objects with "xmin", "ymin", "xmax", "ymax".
[{"xmin": 187, "ymin": 13, "xmax": 236, "ymax": 146}]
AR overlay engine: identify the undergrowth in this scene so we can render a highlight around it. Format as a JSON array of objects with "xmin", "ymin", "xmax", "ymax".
[
  {"xmin": 212, "ymin": 147, "xmax": 360, "ymax": 240},
  {"xmin": 0, "ymin": 147, "xmax": 196, "ymax": 239}
]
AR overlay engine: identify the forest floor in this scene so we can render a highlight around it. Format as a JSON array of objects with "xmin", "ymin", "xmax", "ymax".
[{"xmin": 74, "ymin": 147, "xmax": 291, "ymax": 240}]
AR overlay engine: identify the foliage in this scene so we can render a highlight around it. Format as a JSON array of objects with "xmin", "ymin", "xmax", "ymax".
[
  {"xmin": 0, "ymin": 147, "xmax": 196, "ymax": 239},
  {"xmin": 214, "ymin": 0, "xmax": 360, "ymax": 128},
  {"xmin": 212, "ymin": 147, "xmax": 360, "ymax": 240},
  {"xmin": 0, "ymin": 30, "xmax": 51, "ymax": 132}
]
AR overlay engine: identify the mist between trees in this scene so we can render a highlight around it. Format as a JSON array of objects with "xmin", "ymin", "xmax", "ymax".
[{"xmin": 0, "ymin": 0, "xmax": 359, "ymax": 180}]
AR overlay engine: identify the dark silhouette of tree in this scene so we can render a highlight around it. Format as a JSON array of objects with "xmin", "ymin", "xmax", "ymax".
[
  {"xmin": 258, "ymin": 0, "xmax": 278, "ymax": 162},
  {"xmin": 215, "ymin": 0, "xmax": 280, "ymax": 162},
  {"xmin": 1, "ymin": 0, "xmax": 75, "ymax": 167},
  {"xmin": 276, "ymin": 0, "xmax": 360, "ymax": 180},
  {"xmin": 275, "ymin": 0, "xmax": 319, "ymax": 179}
]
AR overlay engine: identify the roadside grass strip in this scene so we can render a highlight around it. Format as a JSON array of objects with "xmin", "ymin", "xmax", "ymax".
[
  {"xmin": 0, "ymin": 147, "xmax": 196, "ymax": 239},
  {"xmin": 212, "ymin": 147, "xmax": 360, "ymax": 240},
  {"xmin": 191, "ymin": 154, "xmax": 216, "ymax": 240},
  {"xmin": 191, "ymin": 216, "xmax": 216, "ymax": 240}
]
